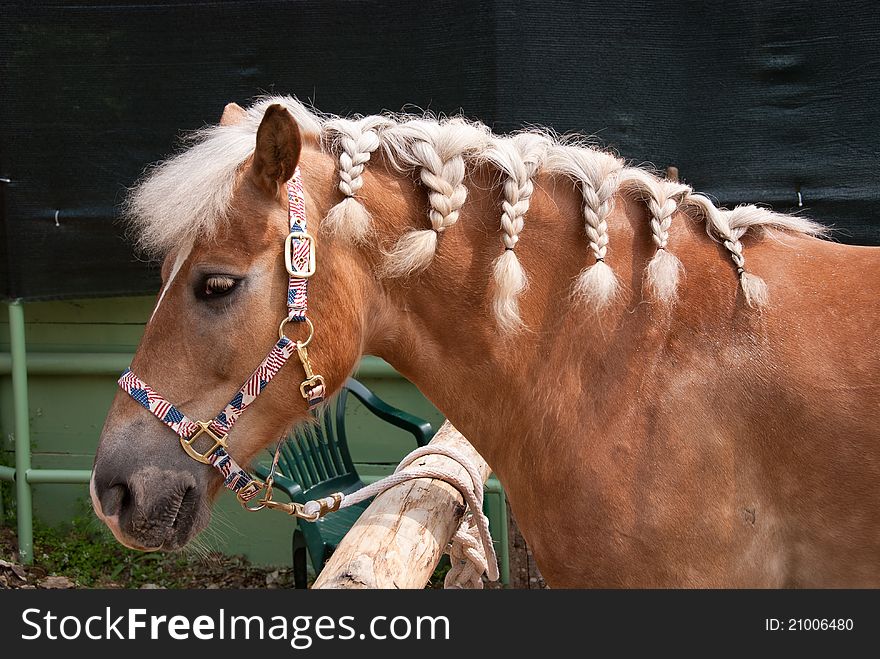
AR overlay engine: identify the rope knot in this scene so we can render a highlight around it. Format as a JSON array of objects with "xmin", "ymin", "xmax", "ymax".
[{"xmin": 300, "ymin": 441, "xmax": 499, "ymax": 589}]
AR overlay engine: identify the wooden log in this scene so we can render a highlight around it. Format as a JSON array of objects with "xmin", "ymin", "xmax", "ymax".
[{"xmin": 312, "ymin": 421, "xmax": 491, "ymax": 589}]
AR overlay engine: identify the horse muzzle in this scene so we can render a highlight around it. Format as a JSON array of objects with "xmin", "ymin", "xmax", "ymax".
[{"xmin": 91, "ymin": 427, "xmax": 212, "ymax": 551}]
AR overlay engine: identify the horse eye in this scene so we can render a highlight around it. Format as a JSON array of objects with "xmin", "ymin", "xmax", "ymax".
[{"xmin": 197, "ymin": 275, "xmax": 240, "ymax": 300}]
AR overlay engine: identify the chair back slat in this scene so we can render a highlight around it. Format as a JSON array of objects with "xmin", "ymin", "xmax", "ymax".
[
  {"xmin": 321, "ymin": 405, "xmax": 346, "ymax": 475},
  {"xmin": 293, "ymin": 427, "xmax": 321, "ymax": 487},
  {"xmin": 302, "ymin": 424, "xmax": 330, "ymax": 482},
  {"xmin": 277, "ymin": 440, "xmax": 305, "ymax": 487},
  {"xmin": 287, "ymin": 434, "xmax": 315, "ymax": 490},
  {"xmin": 333, "ymin": 387, "xmax": 358, "ymax": 474},
  {"xmin": 311, "ymin": 420, "xmax": 340, "ymax": 479}
]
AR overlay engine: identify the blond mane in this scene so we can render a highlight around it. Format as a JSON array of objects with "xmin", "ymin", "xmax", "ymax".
[{"xmin": 127, "ymin": 95, "xmax": 826, "ymax": 327}]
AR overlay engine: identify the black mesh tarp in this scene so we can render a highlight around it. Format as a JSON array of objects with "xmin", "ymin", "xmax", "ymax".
[{"xmin": 2, "ymin": 1, "xmax": 878, "ymax": 300}]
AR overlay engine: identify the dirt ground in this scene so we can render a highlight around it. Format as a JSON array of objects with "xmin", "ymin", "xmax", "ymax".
[{"xmin": 0, "ymin": 525, "xmax": 294, "ymax": 590}]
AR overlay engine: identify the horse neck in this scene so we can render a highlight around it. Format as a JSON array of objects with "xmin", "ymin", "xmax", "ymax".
[{"xmin": 360, "ymin": 164, "xmax": 680, "ymax": 469}]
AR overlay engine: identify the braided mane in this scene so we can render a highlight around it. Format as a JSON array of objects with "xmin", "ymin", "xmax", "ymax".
[{"xmin": 128, "ymin": 95, "xmax": 825, "ymax": 328}]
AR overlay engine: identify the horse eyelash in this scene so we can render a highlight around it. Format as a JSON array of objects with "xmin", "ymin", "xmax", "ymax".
[
  {"xmin": 205, "ymin": 275, "xmax": 235, "ymax": 291},
  {"xmin": 196, "ymin": 275, "xmax": 241, "ymax": 300}
]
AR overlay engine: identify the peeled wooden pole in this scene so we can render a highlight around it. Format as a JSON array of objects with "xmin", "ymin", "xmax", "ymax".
[{"xmin": 313, "ymin": 421, "xmax": 490, "ymax": 589}]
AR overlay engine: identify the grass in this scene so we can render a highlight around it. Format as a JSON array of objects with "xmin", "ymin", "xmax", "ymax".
[
  {"xmin": 32, "ymin": 518, "xmax": 192, "ymax": 587},
  {"xmin": 1, "ymin": 512, "xmax": 449, "ymax": 588},
  {"xmin": 0, "ymin": 511, "xmax": 287, "ymax": 589}
]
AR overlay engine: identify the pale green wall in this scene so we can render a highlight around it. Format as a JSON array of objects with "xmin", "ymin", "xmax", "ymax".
[{"xmin": 0, "ymin": 297, "xmax": 504, "ymax": 568}]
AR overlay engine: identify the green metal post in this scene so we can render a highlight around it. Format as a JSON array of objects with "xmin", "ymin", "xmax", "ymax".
[{"xmin": 9, "ymin": 301, "xmax": 33, "ymax": 563}]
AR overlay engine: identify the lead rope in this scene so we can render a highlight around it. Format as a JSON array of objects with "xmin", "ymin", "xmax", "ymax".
[{"xmin": 295, "ymin": 444, "xmax": 499, "ymax": 588}]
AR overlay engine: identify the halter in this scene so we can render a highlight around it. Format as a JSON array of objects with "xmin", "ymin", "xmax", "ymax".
[{"xmin": 118, "ymin": 167, "xmax": 329, "ymax": 517}]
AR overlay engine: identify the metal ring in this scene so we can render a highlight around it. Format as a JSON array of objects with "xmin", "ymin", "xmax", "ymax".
[
  {"xmin": 278, "ymin": 316, "xmax": 315, "ymax": 346},
  {"xmin": 241, "ymin": 499, "xmax": 267, "ymax": 512}
]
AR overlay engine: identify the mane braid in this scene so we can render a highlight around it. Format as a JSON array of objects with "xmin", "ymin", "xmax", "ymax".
[
  {"xmin": 127, "ymin": 95, "xmax": 828, "ymax": 330},
  {"xmin": 322, "ymin": 116, "xmax": 393, "ymax": 243},
  {"xmin": 481, "ymin": 133, "xmax": 550, "ymax": 331},
  {"xmin": 617, "ymin": 168, "xmax": 691, "ymax": 303},
  {"xmin": 379, "ymin": 118, "xmax": 491, "ymax": 277},
  {"xmin": 545, "ymin": 145, "xmax": 624, "ymax": 308}
]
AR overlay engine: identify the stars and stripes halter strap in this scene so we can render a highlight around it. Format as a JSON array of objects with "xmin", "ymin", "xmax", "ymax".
[{"xmin": 118, "ymin": 167, "xmax": 327, "ymax": 510}]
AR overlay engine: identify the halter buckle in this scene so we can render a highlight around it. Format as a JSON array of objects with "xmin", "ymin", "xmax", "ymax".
[
  {"xmin": 284, "ymin": 231, "xmax": 316, "ymax": 278},
  {"xmin": 235, "ymin": 479, "xmax": 265, "ymax": 504},
  {"xmin": 179, "ymin": 421, "xmax": 229, "ymax": 465}
]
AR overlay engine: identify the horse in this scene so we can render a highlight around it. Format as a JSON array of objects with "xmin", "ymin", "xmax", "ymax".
[{"xmin": 91, "ymin": 97, "xmax": 879, "ymax": 587}]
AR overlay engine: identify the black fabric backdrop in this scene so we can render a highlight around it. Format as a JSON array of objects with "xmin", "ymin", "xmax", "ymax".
[{"xmin": 1, "ymin": 1, "xmax": 878, "ymax": 301}]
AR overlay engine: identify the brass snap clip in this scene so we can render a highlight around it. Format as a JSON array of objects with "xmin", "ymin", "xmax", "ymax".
[{"xmin": 293, "ymin": 333, "xmax": 326, "ymax": 401}]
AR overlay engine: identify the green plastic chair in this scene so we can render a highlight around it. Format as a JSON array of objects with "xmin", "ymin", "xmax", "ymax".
[{"xmin": 256, "ymin": 377, "xmax": 434, "ymax": 588}]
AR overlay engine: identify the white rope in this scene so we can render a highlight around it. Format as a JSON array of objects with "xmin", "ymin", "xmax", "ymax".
[{"xmin": 302, "ymin": 444, "xmax": 499, "ymax": 588}]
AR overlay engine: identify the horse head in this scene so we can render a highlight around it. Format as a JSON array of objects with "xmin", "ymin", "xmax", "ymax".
[{"xmin": 91, "ymin": 103, "xmax": 372, "ymax": 550}]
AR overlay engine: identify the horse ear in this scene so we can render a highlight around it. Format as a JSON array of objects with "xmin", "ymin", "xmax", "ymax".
[
  {"xmin": 251, "ymin": 104, "xmax": 302, "ymax": 197},
  {"xmin": 220, "ymin": 102, "xmax": 246, "ymax": 126}
]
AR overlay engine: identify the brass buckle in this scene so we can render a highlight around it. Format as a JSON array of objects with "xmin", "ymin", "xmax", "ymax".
[
  {"xmin": 235, "ymin": 479, "xmax": 265, "ymax": 504},
  {"xmin": 179, "ymin": 421, "xmax": 229, "ymax": 465},
  {"xmin": 284, "ymin": 231, "xmax": 316, "ymax": 278}
]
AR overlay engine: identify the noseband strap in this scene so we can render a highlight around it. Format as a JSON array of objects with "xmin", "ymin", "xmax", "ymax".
[{"xmin": 117, "ymin": 166, "xmax": 325, "ymax": 505}]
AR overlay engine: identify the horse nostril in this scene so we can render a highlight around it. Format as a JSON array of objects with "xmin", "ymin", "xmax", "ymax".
[
  {"xmin": 172, "ymin": 486, "xmax": 196, "ymax": 530},
  {"xmin": 99, "ymin": 482, "xmax": 130, "ymax": 518}
]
